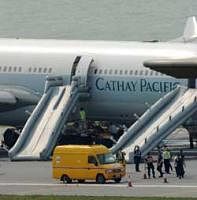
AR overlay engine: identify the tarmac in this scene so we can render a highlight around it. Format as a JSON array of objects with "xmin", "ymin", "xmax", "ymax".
[
  {"xmin": 0, "ymin": 157, "xmax": 197, "ymax": 197},
  {"xmin": 0, "ymin": 128, "xmax": 197, "ymax": 197}
]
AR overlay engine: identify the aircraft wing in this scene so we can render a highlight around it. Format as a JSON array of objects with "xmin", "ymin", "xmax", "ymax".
[
  {"xmin": 0, "ymin": 86, "xmax": 40, "ymax": 112},
  {"xmin": 143, "ymin": 58, "xmax": 197, "ymax": 78}
]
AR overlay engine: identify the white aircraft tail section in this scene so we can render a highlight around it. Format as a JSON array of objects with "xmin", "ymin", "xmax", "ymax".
[
  {"xmin": 111, "ymin": 86, "xmax": 197, "ymax": 162},
  {"xmin": 183, "ymin": 16, "xmax": 197, "ymax": 41},
  {"xmin": 171, "ymin": 16, "xmax": 197, "ymax": 42}
]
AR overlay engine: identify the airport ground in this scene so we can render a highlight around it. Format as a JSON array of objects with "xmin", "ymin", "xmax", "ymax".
[
  {"xmin": 0, "ymin": 127, "xmax": 197, "ymax": 197},
  {"xmin": 0, "ymin": 158, "xmax": 197, "ymax": 197}
]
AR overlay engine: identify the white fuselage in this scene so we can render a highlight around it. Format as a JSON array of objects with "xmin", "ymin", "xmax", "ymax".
[{"xmin": 0, "ymin": 38, "xmax": 194, "ymax": 125}]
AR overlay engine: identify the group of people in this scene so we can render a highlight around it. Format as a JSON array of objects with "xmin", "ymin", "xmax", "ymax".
[
  {"xmin": 79, "ymin": 110, "xmax": 186, "ymax": 180},
  {"xmin": 133, "ymin": 145, "xmax": 186, "ymax": 179}
]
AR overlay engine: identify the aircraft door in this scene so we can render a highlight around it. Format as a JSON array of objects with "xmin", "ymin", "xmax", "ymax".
[{"xmin": 71, "ymin": 56, "xmax": 93, "ymax": 87}]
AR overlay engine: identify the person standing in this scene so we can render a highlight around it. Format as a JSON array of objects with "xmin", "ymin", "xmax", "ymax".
[
  {"xmin": 174, "ymin": 153, "xmax": 185, "ymax": 179},
  {"xmin": 145, "ymin": 153, "xmax": 155, "ymax": 178},
  {"xmin": 134, "ymin": 145, "xmax": 141, "ymax": 172},
  {"xmin": 79, "ymin": 107, "xmax": 86, "ymax": 130},
  {"xmin": 163, "ymin": 146, "xmax": 171, "ymax": 174}
]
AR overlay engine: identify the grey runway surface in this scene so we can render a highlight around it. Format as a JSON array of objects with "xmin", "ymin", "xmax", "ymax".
[{"xmin": 0, "ymin": 158, "xmax": 197, "ymax": 197}]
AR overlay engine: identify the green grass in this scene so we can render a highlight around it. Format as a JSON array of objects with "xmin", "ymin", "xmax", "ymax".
[{"xmin": 0, "ymin": 196, "xmax": 197, "ymax": 200}]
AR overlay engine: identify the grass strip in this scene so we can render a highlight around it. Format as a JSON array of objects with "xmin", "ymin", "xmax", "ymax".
[{"xmin": 0, "ymin": 196, "xmax": 197, "ymax": 200}]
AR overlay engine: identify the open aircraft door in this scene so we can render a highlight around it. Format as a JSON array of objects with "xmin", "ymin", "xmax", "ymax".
[{"xmin": 72, "ymin": 56, "xmax": 94, "ymax": 88}]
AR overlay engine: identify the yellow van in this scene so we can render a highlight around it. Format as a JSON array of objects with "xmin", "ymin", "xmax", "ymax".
[{"xmin": 52, "ymin": 145, "xmax": 125, "ymax": 184}]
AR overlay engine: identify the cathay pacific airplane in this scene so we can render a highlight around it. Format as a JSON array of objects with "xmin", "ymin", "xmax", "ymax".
[{"xmin": 1, "ymin": 17, "xmax": 197, "ymax": 145}]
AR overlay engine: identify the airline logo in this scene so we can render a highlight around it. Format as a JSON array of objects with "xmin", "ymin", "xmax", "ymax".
[{"xmin": 95, "ymin": 78, "xmax": 180, "ymax": 93}]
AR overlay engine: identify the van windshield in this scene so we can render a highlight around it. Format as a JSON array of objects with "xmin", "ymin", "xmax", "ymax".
[{"xmin": 97, "ymin": 153, "xmax": 116, "ymax": 164}]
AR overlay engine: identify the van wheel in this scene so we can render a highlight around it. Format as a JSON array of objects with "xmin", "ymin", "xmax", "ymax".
[
  {"xmin": 61, "ymin": 175, "xmax": 72, "ymax": 184},
  {"xmin": 78, "ymin": 179, "xmax": 85, "ymax": 183},
  {"xmin": 114, "ymin": 178, "xmax": 121, "ymax": 183},
  {"xmin": 96, "ymin": 174, "xmax": 105, "ymax": 184}
]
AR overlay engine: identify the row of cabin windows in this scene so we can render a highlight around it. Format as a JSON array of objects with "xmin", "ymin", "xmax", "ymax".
[
  {"xmin": 0, "ymin": 66, "xmax": 22, "ymax": 73},
  {"xmin": 0, "ymin": 66, "xmax": 53, "ymax": 73},
  {"xmin": 28, "ymin": 67, "xmax": 52, "ymax": 73},
  {"xmin": 92, "ymin": 68, "xmax": 163, "ymax": 76}
]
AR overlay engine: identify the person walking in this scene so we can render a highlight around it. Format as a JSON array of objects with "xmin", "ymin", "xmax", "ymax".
[
  {"xmin": 157, "ymin": 149, "xmax": 163, "ymax": 177},
  {"xmin": 163, "ymin": 146, "xmax": 171, "ymax": 174},
  {"xmin": 133, "ymin": 145, "xmax": 141, "ymax": 172},
  {"xmin": 174, "ymin": 154, "xmax": 178, "ymax": 177},
  {"xmin": 145, "ymin": 153, "xmax": 155, "ymax": 178}
]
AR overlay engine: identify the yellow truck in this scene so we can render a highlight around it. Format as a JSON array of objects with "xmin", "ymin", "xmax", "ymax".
[{"xmin": 52, "ymin": 145, "xmax": 125, "ymax": 184}]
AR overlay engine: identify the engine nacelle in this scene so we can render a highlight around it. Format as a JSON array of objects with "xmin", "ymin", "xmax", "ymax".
[{"xmin": 3, "ymin": 128, "xmax": 20, "ymax": 149}]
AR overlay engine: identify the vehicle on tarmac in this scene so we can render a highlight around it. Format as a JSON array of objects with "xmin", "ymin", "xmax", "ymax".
[{"xmin": 52, "ymin": 145, "xmax": 126, "ymax": 184}]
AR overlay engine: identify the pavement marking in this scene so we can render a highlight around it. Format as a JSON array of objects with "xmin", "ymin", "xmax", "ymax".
[{"xmin": 0, "ymin": 183, "xmax": 197, "ymax": 188}]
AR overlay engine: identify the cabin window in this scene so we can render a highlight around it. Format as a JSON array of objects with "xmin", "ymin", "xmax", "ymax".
[
  {"xmin": 0, "ymin": 66, "xmax": 1, "ymax": 71},
  {"xmin": 13, "ymin": 66, "xmax": 17, "ymax": 72},
  {"xmin": 98, "ymin": 69, "xmax": 102, "ymax": 74},
  {"xmin": 150, "ymin": 71, "xmax": 153, "ymax": 76},
  {"xmin": 135, "ymin": 70, "xmax": 138, "ymax": 75},
  {"xmin": 43, "ymin": 68, "xmax": 47, "ymax": 73},
  {"xmin": 104, "ymin": 69, "xmax": 107, "ymax": 74},
  {"xmin": 129, "ymin": 70, "xmax": 133, "ymax": 75},
  {"xmin": 119, "ymin": 70, "xmax": 123, "ymax": 75},
  {"xmin": 38, "ymin": 68, "xmax": 42, "ymax": 73},
  {"xmin": 145, "ymin": 70, "xmax": 149, "ymax": 76},
  {"xmin": 114, "ymin": 70, "xmax": 118, "ymax": 75},
  {"xmin": 125, "ymin": 70, "xmax": 128, "ymax": 75},
  {"xmin": 28, "ymin": 67, "xmax": 32, "ymax": 72},
  {"xmin": 33, "ymin": 67, "xmax": 37, "ymax": 73},
  {"xmin": 8, "ymin": 66, "xmax": 12, "ymax": 72},
  {"xmin": 48, "ymin": 68, "xmax": 52, "ymax": 73},
  {"xmin": 18, "ymin": 67, "xmax": 22, "ymax": 72},
  {"xmin": 140, "ymin": 70, "xmax": 143, "ymax": 75},
  {"xmin": 109, "ymin": 69, "xmax": 112, "ymax": 75},
  {"xmin": 3, "ymin": 66, "xmax": 7, "ymax": 72}
]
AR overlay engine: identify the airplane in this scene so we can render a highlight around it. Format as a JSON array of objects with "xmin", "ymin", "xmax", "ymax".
[{"xmin": 0, "ymin": 16, "xmax": 197, "ymax": 148}]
